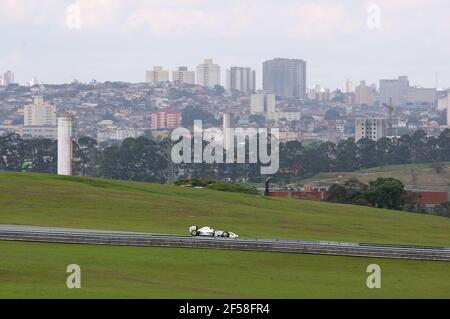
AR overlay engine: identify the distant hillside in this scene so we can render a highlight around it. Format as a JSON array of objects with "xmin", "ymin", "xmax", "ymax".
[
  {"xmin": 301, "ymin": 163, "xmax": 450, "ymax": 192},
  {"xmin": 1, "ymin": 172, "xmax": 450, "ymax": 246}
]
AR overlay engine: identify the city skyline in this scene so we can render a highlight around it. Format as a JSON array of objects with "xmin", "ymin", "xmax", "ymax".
[{"xmin": 0, "ymin": 0, "xmax": 449, "ymax": 89}]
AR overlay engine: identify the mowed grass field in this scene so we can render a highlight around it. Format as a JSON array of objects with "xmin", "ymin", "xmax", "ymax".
[
  {"xmin": 1, "ymin": 172, "xmax": 450, "ymax": 246},
  {"xmin": 1, "ymin": 172, "xmax": 450, "ymax": 298},
  {"xmin": 1, "ymin": 241, "xmax": 450, "ymax": 298}
]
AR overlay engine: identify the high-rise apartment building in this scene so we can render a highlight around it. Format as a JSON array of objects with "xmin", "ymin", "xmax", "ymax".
[
  {"xmin": 172, "ymin": 66, "xmax": 195, "ymax": 85},
  {"xmin": 355, "ymin": 81, "xmax": 375, "ymax": 106},
  {"xmin": 250, "ymin": 91, "xmax": 276, "ymax": 115},
  {"xmin": 355, "ymin": 118, "xmax": 387, "ymax": 142},
  {"xmin": 1, "ymin": 70, "xmax": 14, "ymax": 86},
  {"xmin": 380, "ymin": 76, "xmax": 410, "ymax": 106},
  {"xmin": 345, "ymin": 79, "xmax": 353, "ymax": 93},
  {"xmin": 226, "ymin": 67, "xmax": 255, "ymax": 93},
  {"xmin": 22, "ymin": 97, "xmax": 57, "ymax": 139},
  {"xmin": 380, "ymin": 76, "xmax": 436, "ymax": 106},
  {"xmin": 196, "ymin": 59, "xmax": 221, "ymax": 88},
  {"xmin": 151, "ymin": 109, "xmax": 182, "ymax": 129},
  {"xmin": 263, "ymin": 58, "xmax": 307, "ymax": 99},
  {"xmin": 146, "ymin": 66, "xmax": 169, "ymax": 84},
  {"xmin": 24, "ymin": 97, "xmax": 56, "ymax": 126}
]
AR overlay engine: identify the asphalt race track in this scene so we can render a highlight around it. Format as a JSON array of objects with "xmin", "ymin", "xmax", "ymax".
[{"xmin": 0, "ymin": 225, "xmax": 449, "ymax": 261}]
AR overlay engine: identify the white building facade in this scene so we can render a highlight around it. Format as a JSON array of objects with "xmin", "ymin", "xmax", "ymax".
[
  {"xmin": 172, "ymin": 66, "xmax": 195, "ymax": 85},
  {"xmin": 355, "ymin": 118, "xmax": 387, "ymax": 142},
  {"xmin": 23, "ymin": 96, "xmax": 57, "ymax": 139},
  {"xmin": 196, "ymin": 59, "xmax": 221, "ymax": 88},
  {"xmin": 250, "ymin": 91, "xmax": 275, "ymax": 115},
  {"xmin": 355, "ymin": 81, "xmax": 375, "ymax": 106},
  {"xmin": 146, "ymin": 66, "xmax": 169, "ymax": 84},
  {"xmin": 226, "ymin": 67, "xmax": 255, "ymax": 93}
]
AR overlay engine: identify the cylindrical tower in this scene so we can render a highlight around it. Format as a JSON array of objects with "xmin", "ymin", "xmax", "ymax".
[
  {"xmin": 58, "ymin": 115, "xmax": 76, "ymax": 176},
  {"xmin": 223, "ymin": 113, "xmax": 234, "ymax": 152}
]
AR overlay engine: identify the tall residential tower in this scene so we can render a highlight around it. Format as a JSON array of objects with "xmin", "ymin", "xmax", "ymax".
[
  {"xmin": 172, "ymin": 66, "xmax": 195, "ymax": 85},
  {"xmin": 263, "ymin": 58, "xmax": 307, "ymax": 99},
  {"xmin": 23, "ymin": 96, "xmax": 57, "ymax": 139},
  {"xmin": 146, "ymin": 66, "xmax": 169, "ymax": 84},
  {"xmin": 226, "ymin": 67, "xmax": 256, "ymax": 93},
  {"xmin": 196, "ymin": 59, "xmax": 221, "ymax": 88}
]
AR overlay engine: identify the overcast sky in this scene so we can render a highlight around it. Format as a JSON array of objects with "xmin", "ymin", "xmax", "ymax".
[{"xmin": 1, "ymin": 0, "xmax": 449, "ymax": 89}]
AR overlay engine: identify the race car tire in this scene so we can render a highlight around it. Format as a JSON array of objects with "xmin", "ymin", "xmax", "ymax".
[
  {"xmin": 190, "ymin": 230, "xmax": 198, "ymax": 236},
  {"xmin": 222, "ymin": 231, "xmax": 229, "ymax": 238}
]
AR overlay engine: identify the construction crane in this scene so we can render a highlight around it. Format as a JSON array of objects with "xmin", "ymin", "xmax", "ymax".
[{"xmin": 382, "ymin": 98, "xmax": 394, "ymax": 137}]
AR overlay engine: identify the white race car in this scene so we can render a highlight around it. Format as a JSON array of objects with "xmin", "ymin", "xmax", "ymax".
[{"xmin": 189, "ymin": 226, "xmax": 239, "ymax": 238}]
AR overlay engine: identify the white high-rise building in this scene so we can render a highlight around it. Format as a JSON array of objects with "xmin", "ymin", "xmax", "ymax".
[
  {"xmin": 24, "ymin": 97, "xmax": 56, "ymax": 126},
  {"xmin": 250, "ymin": 91, "xmax": 275, "ymax": 115},
  {"xmin": 29, "ymin": 77, "xmax": 40, "ymax": 86},
  {"xmin": 437, "ymin": 94, "xmax": 449, "ymax": 111},
  {"xmin": 1, "ymin": 70, "xmax": 14, "ymax": 86},
  {"xmin": 23, "ymin": 97, "xmax": 57, "ymax": 139},
  {"xmin": 196, "ymin": 59, "xmax": 221, "ymax": 88},
  {"xmin": 146, "ymin": 66, "xmax": 169, "ymax": 84},
  {"xmin": 226, "ymin": 67, "xmax": 255, "ymax": 93},
  {"xmin": 58, "ymin": 115, "xmax": 76, "ymax": 176},
  {"xmin": 355, "ymin": 118, "xmax": 387, "ymax": 141},
  {"xmin": 345, "ymin": 79, "xmax": 353, "ymax": 93},
  {"xmin": 172, "ymin": 66, "xmax": 195, "ymax": 85}
]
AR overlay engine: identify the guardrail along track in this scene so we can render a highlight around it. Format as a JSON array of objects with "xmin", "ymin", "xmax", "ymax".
[{"xmin": 0, "ymin": 225, "xmax": 449, "ymax": 261}]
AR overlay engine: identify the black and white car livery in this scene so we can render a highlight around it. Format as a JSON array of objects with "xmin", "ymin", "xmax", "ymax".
[{"xmin": 189, "ymin": 226, "xmax": 239, "ymax": 238}]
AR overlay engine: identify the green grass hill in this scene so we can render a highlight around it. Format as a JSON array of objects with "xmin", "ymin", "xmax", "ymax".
[{"xmin": 1, "ymin": 172, "xmax": 449, "ymax": 298}]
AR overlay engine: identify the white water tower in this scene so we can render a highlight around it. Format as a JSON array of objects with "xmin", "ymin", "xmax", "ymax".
[
  {"xmin": 223, "ymin": 113, "xmax": 234, "ymax": 152},
  {"xmin": 57, "ymin": 115, "xmax": 76, "ymax": 176}
]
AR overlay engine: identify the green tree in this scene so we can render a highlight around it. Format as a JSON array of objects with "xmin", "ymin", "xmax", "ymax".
[
  {"xmin": 335, "ymin": 138, "xmax": 358, "ymax": 171},
  {"xmin": 326, "ymin": 178, "xmax": 369, "ymax": 205},
  {"xmin": 324, "ymin": 109, "xmax": 341, "ymax": 120},
  {"xmin": 0, "ymin": 133, "xmax": 25, "ymax": 171},
  {"xmin": 437, "ymin": 129, "xmax": 450, "ymax": 162},
  {"xmin": 77, "ymin": 136, "xmax": 101, "ymax": 177},
  {"xmin": 214, "ymin": 85, "xmax": 225, "ymax": 95},
  {"xmin": 368, "ymin": 178, "xmax": 406, "ymax": 210},
  {"xmin": 357, "ymin": 138, "xmax": 378, "ymax": 169}
]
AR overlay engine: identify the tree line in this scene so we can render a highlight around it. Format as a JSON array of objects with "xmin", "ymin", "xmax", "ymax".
[{"xmin": 0, "ymin": 129, "xmax": 449, "ymax": 183}]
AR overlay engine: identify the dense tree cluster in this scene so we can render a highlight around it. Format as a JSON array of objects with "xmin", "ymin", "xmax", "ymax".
[
  {"xmin": 1, "ymin": 129, "xmax": 449, "ymax": 184},
  {"xmin": 278, "ymin": 129, "xmax": 450, "ymax": 182},
  {"xmin": 326, "ymin": 177, "xmax": 407, "ymax": 210}
]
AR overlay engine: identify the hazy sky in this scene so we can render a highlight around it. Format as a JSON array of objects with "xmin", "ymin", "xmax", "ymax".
[{"xmin": 1, "ymin": 0, "xmax": 449, "ymax": 89}]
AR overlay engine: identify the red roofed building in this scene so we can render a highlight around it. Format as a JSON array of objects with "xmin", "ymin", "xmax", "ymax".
[{"xmin": 151, "ymin": 109, "xmax": 182, "ymax": 130}]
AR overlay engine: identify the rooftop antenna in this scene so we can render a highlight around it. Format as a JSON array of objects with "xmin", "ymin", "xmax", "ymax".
[
  {"xmin": 435, "ymin": 72, "xmax": 438, "ymax": 90},
  {"xmin": 382, "ymin": 97, "xmax": 394, "ymax": 137}
]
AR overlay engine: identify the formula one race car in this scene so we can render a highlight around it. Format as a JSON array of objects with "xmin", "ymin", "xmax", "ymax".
[{"xmin": 189, "ymin": 226, "xmax": 239, "ymax": 238}]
